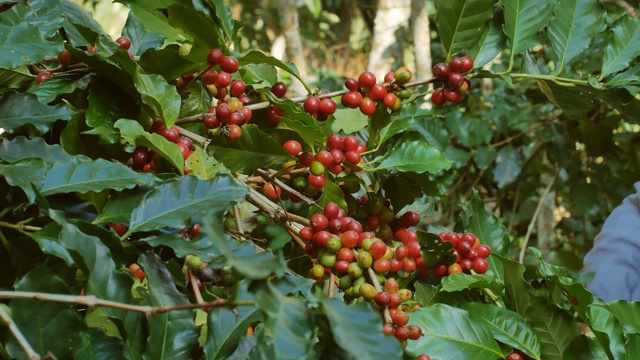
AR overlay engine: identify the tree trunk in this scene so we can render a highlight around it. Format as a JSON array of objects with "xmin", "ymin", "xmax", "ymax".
[
  {"xmin": 367, "ymin": 0, "xmax": 411, "ymax": 79},
  {"xmin": 278, "ymin": 0, "xmax": 308, "ymax": 96},
  {"xmin": 410, "ymin": 0, "xmax": 432, "ymax": 81}
]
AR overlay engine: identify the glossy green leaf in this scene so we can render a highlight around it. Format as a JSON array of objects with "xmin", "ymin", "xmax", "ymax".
[
  {"xmin": 166, "ymin": 4, "xmax": 222, "ymax": 52},
  {"xmin": 6, "ymin": 264, "xmax": 86, "ymax": 360},
  {"xmin": 238, "ymin": 51, "xmax": 306, "ymax": 88},
  {"xmin": 264, "ymin": 92, "xmax": 325, "ymax": 150},
  {"xmin": 460, "ymin": 192, "xmax": 509, "ymax": 255},
  {"xmin": 185, "ymin": 146, "xmax": 224, "ymax": 180},
  {"xmin": 0, "ymin": 136, "xmax": 75, "ymax": 164},
  {"xmin": 138, "ymin": 44, "xmax": 202, "ymax": 82},
  {"xmin": 331, "ymin": 108, "xmax": 369, "ymax": 134},
  {"xmin": 548, "ymin": 0, "xmax": 605, "ymax": 71},
  {"xmin": 179, "ymin": 81, "xmax": 211, "ymax": 118},
  {"xmin": 368, "ymin": 132, "xmax": 452, "ymax": 174},
  {"xmin": 0, "ymin": 66, "xmax": 33, "ymax": 92},
  {"xmin": 604, "ymin": 301, "xmax": 640, "ymax": 334},
  {"xmin": 210, "ymin": 0, "xmax": 234, "ymax": 40},
  {"xmin": 406, "ymin": 304, "xmax": 503, "ymax": 359},
  {"xmin": 133, "ymin": 73, "xmax": 181, "ymax": 126},
  {"xmin": 469, "ymin": 14, "xmax": 507, "ymax": 68},
  {"xmin": 434, "ymin": 0, "xmax": 496, "ymax": 61},
  {"xmin": 253, "ymin": 282, "xmax": 314, "ymax": 360},
  {"xmin": 122, "ymin": 11, "xmax": 164, "ymax": 56},
  {"xmin": 0, "ymin": 92, "xmax": 74, "ymax": 134},
  {"xmin": 28, "ymin": 222, "xmax": 75, "ymax": 266},
  {"xmin": 27, "ymin": 69, "xmax": 93, "ymax": 103},
  {"xmin": 117, "ymin": 1, "xmax": 192, "ymax": 44},
  {"xmin": 446, "ymin": 111, "xmax": 493, "ymax": 148},
  {"xmin": 600, "ymin": 15, "xmax": 640, "ymax": 79},
  {"xmin": 209, "ymin": 124, "xmax": 295, "ymax": 174},
  {"xmin": 377, "ymin": 115, "xmax": 415, "ymax": 147},
  {"xmin": 139, "ymin": 252, "xmax": 199, "ymax": 360},
  {"xmin": 75, "ymin": 328, "xmax": 125, "ymax": 360},
  {"xmin": 128, "ymin": 174, "xmax": 248, "ymax": 233},
  {"xmin": 464, "ymin": 303, "xmax": 542, "ymax": 360},
  {"xmin": 86, "ymin": 81, "xmax": 139, "ymax": 141},
  {"xmin": 4, "ymin": 0, "xmax": 64, "ymax": 39},
  {"xmin": 502, "ymin": 0, "xmax": 556, "ymax": 56},
  {"xmin": 587, "ymin": 305, "xmax": 626, "ymax": 360},
  {"xmin": 40, "ymin": 157, "xmax": 158, "ymax": 196},
  {"xmin": 322, "ymin": 298, "xmax": 403, "ymax": 360},
  {"xmin": 94, "ymin": 187, "xmax": 151, "ymax": 225},
  {"xmin": 205, "ymin": 281, "xmax": 261, "ymax": 359},
  {"xmin": 309, "ymin": 179, "xmax": 347, "ymax": 216},
  {"xmin": 440, "ymin": 273, "xmax": 504, "ymax": 292},
  {"xmin": 526, "ymin": 296, "xmax": 581, "ymax": 360},
  {"xmin": 383, "ymin": 172, "xmax": 439, "ymax": 212},
  {"xmin": 492, "ymin": 145, "xmax": 521, "ymax": 188},
  {"xmin": 115, "ymin": 119, "xmax": 185, "ymax": 173},
  {"xmin": 0, "ymin": 158, "xmax": 49, "ymax": 203},
  {"xmin": 498, "ymin": 256, "xmax": 533, "ymax": 315},
  {"xmin": 61, "ymin": 0, "xmax": 106, "ymax": 39}
]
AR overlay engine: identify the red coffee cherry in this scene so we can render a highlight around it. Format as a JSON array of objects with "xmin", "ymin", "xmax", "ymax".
[
  {"xmin": 115, "ymin": 36, "xmax": 131, "ymax": 50},
  {"xmin": 220, "ymin": 56, "xmax": 239, "ymax": 73},
  {"xmin": 283, "ymin": 140, "xmax": 302, "ymax": 155},
  {"xmin": 358, "ymin": 71, "xmax": 376, "ymax": 90},
  {"xmin": 433, "ymin": 63, "xmax": 450, "ymax": 80},
  {"xmin": 207, "ymin": 48, "xmax": 224, "ymax": 66}
]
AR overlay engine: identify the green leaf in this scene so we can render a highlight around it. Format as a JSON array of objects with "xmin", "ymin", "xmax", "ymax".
[
  {"xmin": 369, "ymin": 132, "xmax": 452, "ymax": 174},
  {"xmin": 0, "ymin": 92, "xmax": 74, "ymax": 134},
  {"xmin": 331, "ymin": 108, "xmax": 369, "ymax": 134},
  {"xmin": 502, "ymin": 0, "xmax": 556, "ymax": 56},
  {"xmin": 418, "ymin": 230, "xmax": 455, "ymax": 267},
  {"xmin": 383, "ymin": 172, "xmax": 439, "ymax": 211},
  {"xmin": 0, "ymin": 158, "xmax": 49, "ymax": 203},
  {"xmin": 440, "ymin": 273, "xmax": 504, "ymax": 292},
  {"xmin": 6, "ymin": 264, "xmax": 86, "ymax": 360},
  {"xmin": 434, "ymin": 0, "xmax": 496, "ymax": 61},
  {"xmin": 86, "ymin": 80, "xmax": 139, "ymax": 142},
  {"xmin": 133, "ymin": 73, "xmax": 181, "ymax": 126},
  {"xmin": 94, "ymin": 187, "xmax": 150, "ymax": 225},
  {"xmin": 406, "ymin": 304, "xmax": 503, "ymax": 359},
  {"xmin": 322, "ymin": 298, "xmax": 403, "ymax": 360},
  {"xmin": 464, "ymin": 303, "xmax": 542, "ymax": 360},
  {"xmin": 309, "ymin": 179, "xmax": 347, "ymax": 216},
  {"xmin": 75, "ymin": 328, "xmax": 125, "ymax": 360},
  {"xmin": 166, "ymin": 4, "xmax": 222, "ymax": 52},
  {"xmin": 446, "ymin": 111, "xmax": 493, "ymax": 148},
  {"xmin": 0, "ymin": 66, "xmax": 33, "ymax": 92},
  {"xmin": 128, "ymin": 174, "xmax": 248, "ymax": 233},
  {"xmin": 526, "ymin": 296, "xmax": 581, "ymax": 360},
  {"xmin": 587, "ymin": 305, "xmax": 626, "ymax": 360},
  {"xmin": 209, "ymin": 124, "xmax": 295, "ymax": 174},
  {"xmin": 498, "ymin": 256, "xmax": 533, "ymax": 315},
  {"xmin": 460, "ymin": 192, "xmax": 510, "ymax": 255},
  {"xmin": 185, "ymin": 146, "xmax": 224, "ymax": 180},
  {"xmin": 0, "ymin": 136, "xmax": 75, "ymax": 164},
  {"xmin": 548, "ymin": 0, "xmax": 605, "ymax": 71},
  {"xmin": 116, "ymin": 1, "xmax": 192, "ymax": 44},
  {"xmin": 115, "ymin": 119, "xmax": 185, "ymax": 173},
  {"xmin": 0, "ymin": 2, "xmax": 63, "ymax": 68},
  {"xmin": 469, "ymin": 14, "xmax": 507, "ymax": 68},
  {"xmin": 604, "ymin": 301, "xmax": 640, "ymax": 334},
  {"xmin": 600, "ymin": 15, "xmax": 640, "ymax": 80},
  {"xmin": 122, "ymin": 11, "xmax": 164, "ymax": 56},
  {"xmin": 253, "ymin": 282, "xmax": 314, "ymax": 360},
  {"xmin": 28, "ymin": 223, "xmax": 76, "ymax": 266},
  {"xmin": 474, "ymin": 146, "xmax": 497, "ymax": 170},
  {"xmin": 377, "ymin": 115, "xmax": 415, "ymax": 147},
  {"xmin": 27, "ymin": 69, "xmax": 93, "ymax": 103},
  {"xmin": 264, "ymin": 92, "xmax": 325, "ymax": 150},
  {"xmin": 210, "ymin": 0, "xmax": 234, "ymax": 40},
  {"xmin": 139, "ymin": 252, "xmax": 199, "ymax": 360},
  {"xmin": 492, "ymin": 145, "xmax": 521, "ymax": 188},
  {"xmin": 205, "ymin": 281, "xmax": 261, "ymax": 359},
  {"xmin": 238, "ymin": 50, "xmax": 305, "ymax": 88},
  {"xmin": 61, "ymin": 0, "xmax": 106, "ymax": 38}
]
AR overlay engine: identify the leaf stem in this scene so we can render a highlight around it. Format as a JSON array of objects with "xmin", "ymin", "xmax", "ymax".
[
  {"xmin": 0, "ymin": 291, "xmax": 254, "ymax": 315},
  {"xmin": 0, "ymin": 304, "xmax": 40, "ymax": 360},
  {"xmin": 0, "ymin": 221, "xmax": 42, "ymax": 232},
  {"xmin": 508, "ymin": 73, "xmax": 590, "ymax": 86}
]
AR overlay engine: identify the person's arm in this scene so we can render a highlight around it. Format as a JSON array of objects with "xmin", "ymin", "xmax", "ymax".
[{"xmin": 582, "ymin": 182, "xmax": 640, "ymax": 302}]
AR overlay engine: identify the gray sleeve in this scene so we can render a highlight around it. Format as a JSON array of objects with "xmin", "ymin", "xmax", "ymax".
[{"xmin": 582, "ymin": 182, "xmax": 640, "ymax": 302}]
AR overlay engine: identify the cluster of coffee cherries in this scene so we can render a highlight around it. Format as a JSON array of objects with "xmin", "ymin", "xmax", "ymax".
[
  {"xmin": 265, "ymin": 82, "xmax": 288, "ymax": 126},
  {"xmin": 303, "ymin": 93, "xmax": 337, "ymax": 121},
  {"xmin": 340, "ymin": 67, "xmax": 412, "ymax": 115},
  {"xmin": 130, "ymin": 119, "xmax": 195, "ymax": 173},
  {"xmin": 430, "ymin": 56, "xmax": 474, "ymax": 106},
  {"xmin": 432, "ymin": 232, "xmax": 491, "ymax": 276},
  {"xmin": 127, "ymin": 263, "xmax": 146, "ymax": 281},
  {"xmin": 379, "ymin": 278, "xmax": 423, "ymax": 342},
  {"xmin": 351, "ymin": 194, "xmax": 421, "ymax": 242}
]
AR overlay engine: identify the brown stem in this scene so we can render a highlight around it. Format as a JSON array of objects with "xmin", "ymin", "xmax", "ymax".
[
  {"xmin": 0, "ymin": 291, "xmax": 253, "ymax": 315},
  {"xmin": 257, "ymin": 169, "xmax": 322, "ymax": 210},
  {"xmin": 365, "ymin": 266, "xmax": 392, "ymax": 323},
  {"xmin": 188, "ymin": 268, "xmax": 205, "ymax": 304},
  {"xmin": 180, "ymin": 65, "xmax": 213, "ymax": 96},
  {"xmin": 233, "ymin": 205, "xmax": 244, "ymax": 234},
  {"xmin": 0, "ymin": 304, "xmax": 40, "ymax": 359}
]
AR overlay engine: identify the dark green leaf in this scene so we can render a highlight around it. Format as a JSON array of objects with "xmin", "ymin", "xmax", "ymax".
[
  {"xmin": 502, "ymin": 0, "xmax": 556, "ymax": 56},
  {"xmin": 469, "ymin": 14, "xmax": 507, "ymax": 68},
  {"xmin": 435, "ymin": 0, "xmax": 496, "ymax": 61},
  {"xmin": 460, "ymin": 192, "xmax": 509, "ymax": 255},
  {"xmin": 122, "ymin": 11, "xmax": 164, "ymax": 56},
  {"xmin": 0, "ymin": 136, "xmax": 75, "ymax": 164},
  {"xmin": 492, "ymin": 145, "xmax": 521, "ymax": 188},
  {"xmin": 368, "ymin": 132, "xmax": 452, "ymax": 174},
  {"xmin": 75, "ymin": 328, "xmax": 125, "ymax": 360},
  {"xmin": 138, "ymin": 44, "xmax": 202, "ymax": 82},
  {"xmin": 600, "ymin": 15, "xmax": 640, "ymax": 80},
  {"xmin": 587, "ymin": 305, "xmax": 626, "ymax": 360},
  {"xmin": 322, "ymin": 298, "xmax": 403, "ymax": 360},
  {"xmin": 61, "ymin": 0, "xmax": 106, "ymax": 38},
  {"xmin": 383, "ymin": 172, "xmax": 439, "ymax": 211},
  {"xmin": 406, "ymin": 304, "xmax": 503, "ymax": 359},
  {"xmin": 27, "ymin": 69, "xmax": 93, "ymax": 103},
  {"xmin": 0, "ymin": 66, "xmax": 33, "ymax": 92},
  {"xmin": 209, "ymin": 124, "xmax": 295, "ymax": 174},
  {"xmin": 548, "ymin": 0, "xmax": 605, "ymax": 71},
  {"xmin": 446, "ymin": 111, "xmax": 493, "ymax": 148},
  {"xmin": 498, "ymin": 256, "xmax": 533, "ymax": 315},
  {"xmin": 464, "ymin": 303, "xmax": 542, "ymax": 360},
  {"xmin": 94, "ymin": 187, "xmax": 150, "ymax": 226},
  {"xmin": 28, "ymin": 222, "xmax": 75, "ymax": 266},
  {"xmin": 0, "ymin": 92, "xmax": 74, "ymax": 134},
  {"xmin": 264, "ymin": 92, "xmax": 325, "ymax": 150},
  {"xmin": 210, "ymin": 0, "xmax": 234, "ymax": 40},
  {"xmin": 418, "ymin": 230, "xmax": 455, "ymax": 267},
  {"xmin": 526, "ymin": 296, "xmax": 581, "ymax": 360},
  {"xmin": 86, "ymin": 81, "xmax": 139, "ymax": 142},
  {"xmin": 4, "ymin": 0, "xmax": 64, "ymax": 39},
  {"xmin": 115, "ymin": 119, "xmax": 185, "ymax": 173},
  {"xmin": 238, "ymin": 50, "xmax": 305, "ymax": 88},
  {"xmin": 6, "ymin": 264, "xmax": 86, "ymax": 360},
  {"xmin": 166, "ymin": 4, "xmax": 222, "ymax": 52},
  {"xmin": 440, "ymin": 273, "xmax": 504, "ymax": 292},
  {"xmin": 604, "ymin": 301, "xmax": 640, "ymax": 334},
  {"xmin": 128, "ymin": 174, "xmax": 248, "ymax": 233},
  {"xmin": 133, "ymin": 73, "xmax": 181, "ymax": 126},
  {"xmin": 139, "ymin": 252, "xmax": 199, "ymax": 360},
  {"xmin": 0, "ymin": 158, "xmax": 48, "ymax": 203},
  {"xmin": 309, "ymin": 179, "xmax": 347, "ymax": 216},
  {"xmin": 116, "ymin": 1, "xmax": 192, "ymax": 44},
  {"xmin": 474, "ymin": 146, "xmax": 497, "ymax": 170}
]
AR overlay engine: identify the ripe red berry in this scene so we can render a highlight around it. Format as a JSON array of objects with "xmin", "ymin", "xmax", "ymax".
[
  {"xmin": 472, "ymin": 257, "xmax": 489, "ymax": 274},
  {"xmin": 461, "ymin": 233, "xmax": 477, "ymax": 247},
  {"xmin": 161, "ymin": 126, "xmax": 180, "ymax": 143},
  {"xmin": 433, "ymin": 62, "xmax": 450, "ymax": 80},
  {"xmin": 271, "ymin": 82, "xmax": 287, "ymax": 98},
  {"xmin": 449, "ymin": 57, "xmax": 464, "ymax": 72},
  {"xmin": 358, "ymin": 71, "xmax": 376, "ymax": 90},
  {"xmin": 298, "ymin": 151, "xmax": 314, "ymax": 167},
  {"xmin": 383, "ymin": 72, "xmax": 395, "ymax": 83},
  {"xmin": 417, "ymin": 355, "xmax": 432, "ymax": 360},
  {"xmin": 204, "ymin": 115, "xmax": 220, "ymax": 129},
  {"xmin": 383, "ymin": 93, "xmax": 398, "ymax": 108},
  {"xmin": 263, "ymin": 183, "xmax": 282, "ymax": 200},
  {"xmin": 344, "ymin": 77, "xmax": 358, "ymax": 91},
  {"xmin": 476, "ymin": 244, "xmax": 492, "ymax": 258},
  {"xmin": 315, "ymin": 150, "xmax": 333, "ymax": 166},
  {"xmin": 36, "ymin": 72, "xmax": 52, "ymax": 85},
  {"xmin": 319, "ymin": 98, "xmax": 337, "ymax": 115},
  {"xmin": 375, "ymin": 291, "xmax": 391, "ymax": 307},
  {"xmin": 329, "ymin": 149, "xmax": 344, "ymax": 164},
  {"xmin": 383, "ymin": 323, "xmax": 395, "ymax": 336},
  {"xmin": 230, "ymin": 80, "xmax": 246, "ymax": 97},
  {"xmin": 226, "ymin": 124, "xmax": 242, "ymax": 141},
  {"xmin": 115, "ymin": 36, "xmax": 131, "ymax": 50},
  {"xmin": 310, "ymin": 214, "xmax": 329, "ymax": 232},
  {"xmin": 395, "ymin": 326, "xmax": 410, "ymax": 341},
  {"xmin": 343, "ymin": 135, "xmax": 360, "ymax": 152},
  {"xmin": 344, "ymin": 151, "xmax": 361, "ymax": 164},
  {"xmin": 406, "ymin": 241, "xmax": 422, "ymax": 258},
  {"xmin": 368, "ymin": 83, "xmax": 387, "ymax": 101},
  {"xmin": 369, "ymin": 241, "xmax": 387, "ymax": 260},
  {"xmin": 340, "ymin": 230, "xmax": 360, "ymax": 249},
  {"xmin": 58, "ymin": 49, "xmax": 72, "ymax": 66},
  {"xmin": 177, "ymin": 143, "xmax": 191, "ymax": 159},
  {"xmin": 132, "ymin": 147, "xmax": 150, "ymax": 167},
  {"xmin": 207, "ymin": 49, "xmax": 223, "ymax": 66},
  {"xmin": 110, "ymin": 223, "xmax": 128, "ymax": 237},
  {"xmin": 459, "ymin": 56, "xmax": 474, "ymax": 72},
  {"xmin": 341, "ymin": 91, "xmax": 362, "ymax": 108},
  {"xmin": 400, "ymin": 211, "xmax": 420, "ymax": 227},
  {"xmin": 431, "ymin": 88, "xmax": 446, "ymax": 106},
  {"xmin": 407, "ymin": 325, "xmax": 423, "ymax": 340},
  {"xmin": 215, "ymin": 71, "xmax": 232, "ymax": 88},
  {"xmin": 373, "ymin": 258, "xmax": 391, "ymax": 274},
  {"xmin": 506, "ymin": 352, "xmax": 524, "ymax": 360},
  {"xmin": 304, "ymin": 96, "xmax": 321, "ymax": 113},
  {"xmin": 391, "ymin": 310, "xmax": 409, "ymax": 327},
  {"xmin": 444, "ymin": 88, "xmax": 459, "ymax": 102},
  {"xmin": 283, "ymin": 140, "xmax": 302, "ymax": 155},
  {"xmin": 359, "ymin": 96, "xmax": 376, "ymax": 115},
  {"xmin": 459, "ymin": 258, "xmax": 473, "ymax": 273},
  {"xmin": 299, "ymin": 227, "xmax": 314, "ymax": 242},
  {"xmin": 448, "ymin": 72, "xmax": 465, "ymax": 88},
  {"xmin": 394, "ymin": 245, "xmax": 408, "ymax": 260},
  {"xmin": 220, "ymin": 56, "xmax": 239, "ymax": 73},
  {"xmin": 308, "ymin": 173, "xmax": 327, "ymax": 188}
]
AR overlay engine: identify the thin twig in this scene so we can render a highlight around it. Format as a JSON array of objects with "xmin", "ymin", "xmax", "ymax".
[
  {"xmin": 0, "ymin": 221, "xmax": 42, "ymax": 232},
  {"xmin": 607, "ymin": 0, "xmax": 636, "ymax": 16},
  {"xmin": 233, "ymin": 205, "xmax": 244, "ymax": 234},
  {"xmin": 366, "ymin": 266, "xmax": 392, "ymax": 323},
  {"xmin": 285, "ymin": 224, "xmax": 307, "ymax": 250},
  {"xmin": 0, "ymin": 291, "xmax": 253, "ymax": 315},
  {"xmin": 188, "ymin": 269, "xmax": 205, "ymax": 304},
  {"xmin": 518, "ymin": 172, "xmax": 558, "ymax": 263},
  {"xmin": 0, "ymin": 305, "xmax": 40, "ymax": 360},
  {"xmin": 256, "ymin": 169, "xmax": 322, "ymax": 210}
]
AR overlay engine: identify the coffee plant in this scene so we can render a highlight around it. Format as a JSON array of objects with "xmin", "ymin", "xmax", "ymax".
[{"xmin": 0, "ymin": 0, "xmax": 639, "ymax": 359}]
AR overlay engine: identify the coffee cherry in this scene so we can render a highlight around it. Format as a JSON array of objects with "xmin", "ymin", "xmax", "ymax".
[
  {"xmin": 369, "ymin": 241, "xmax": 387, "ymax": 260},
  {"xmin": 400, "ymin": 211, "xmax": 420, "ymax": 227},
  {"xmin": 448, "ymin": 73, "xmax": 465, "ymax": 88},
  {"xmin": 132, "ymin": 147, "xmax": 150, "ymax": 168},
  {"xmin": 359, "ymin": 96, "xmax": 376, "ymax": 115},
  {"xmin": 226, "ymin": 124, "xmax": 242, "ymax": 141},
  {"xmin": 201, "ymin": 69, "xmax": 218, "ymax": 85},
  {"xmin": 369, "ymin": 83, "xmax": 387, "ymax": 101},
  {"xmin": 344, "ymin": 77, "xmax": 358, "ymax": 91},
  {"xmin": 186, "ymin": 256, "xmax": 204, "ymax": 273},
  {"xmin": 444, "ymin": 88, "xmax": 459, "ymax": 102},
  {"xmin": 204, "ymin": 115, "xmax": 220, "ymax": 129},
  {"xmin": 283, "ymin": 140, "xmax": 302, "ymax": 155},
  {"xmin": 357, "ymin": 251, "xmax": 373, "ymax": 268},
  {"xmin": 433, "ymin": 63, "xmax": 450, "ymax": 80},
  {"xmin": 199, "ymin": 266, "xmax": 216, "ymax": 284},
  {"xmin": 457, "ymin": 80, "xmax": 469, "ymax": 93},
  {"xmin": 394, "ymin": 67, "xmax": 412, "ymax": 84},
  {"xmin": 310, "ymin": 161, "xmax": 325, "ymax": 176},
  {"xmin": 407, "ymin": 325, "xmax": 423, "ymax": 340},
  {"xmin": 220, "ymin": 56, "xmax": 239, "ymax": 73},
  {"xmin": 347, "ymin": 262, "xmax": 364, "ymax": 278},
  {"xmin": 373, "ymin": 258, "xmax": 391, "ymax": 274},
  {"xmin": 115, "ymin": 36, "xmax": 131, "ymax": 50},
  {"xmin": 215, "ymin": 71, "xmax": 232, "ymax": 88},
  {"xmin": 178, "ymin": 43, "xmax": 193, "ymax": 57},
  {"xmin": 417, "ymin": 355, "xmax": 432, "ymax": 360},
  {"xmin": 36, "ymin": 72, "xmax": 52, "ymax": 85},
  {"xmin": 395, "ymin": 326, "xmax": 410, "ymax": 341},
  {"xmin": 472, "ymin": 257, "xmax": 489, "ymax": 274},
  {"xmin": 448, "ymin": 263, "xmax": 462, "ymax": 275},
  {"xmin": 406, "ymin": 241, "xmax": 422, "ymax": 258},
  {"xmin": 207, "ymin": 49, "xmax": 223, "ymax": 65},
  {"xmin": 344, "ymin": 151, "xmax": 361, "ymax": 164},
  {"xmin": 358, "ymin": 71, "xmax": 376, "ymax": 90},
  {"xmin": 383, "ymin": 323, "xmax": 395, "ymax": 336},
  {"xmin": 177, "ymin": 143, "xmax": 191, "ymax": 159},
  {"xmin": 391, "ymin": 310, "xmax": 409, "ymax": 326},
  {"xmin": 58, "ymin": 49, "xmax": 72, "ymax": 66},
  {"xmin": 375, "ymin": 291, "xmax": 391, "ymax": 307},
  {"xmin": 383, "ymin": 93, "xmax": 398, "ymax": 108},
  {"xmin": 459, "ymin": 56, "xmax": 474, "ymax": 72},
  {"xmin": 476, "ymin": 244, "xmax": 492, "ymax": 258},
  {"xmin": 263, "ymin": 183, "xmax": 282, "ymax": 200},
  {"xmin": 466, "ymin": 249, "xmax": 478, "ymax": 261},
  {"xmin": 383, "ymin": 72, "xmax": 395, "ymax": 83},
  {"xmin": 360, "ymin": 283, "xmax": 377, "ymax": 299},
  {"xmin": 431, "ymin": 88, "xmax": 446, "ymax": 106},
  {"xmin": 308, "ymin": 173, "xmax": 327, "ymax": 188},
  {"xmin": 385, "ymin": 278, "xmax": 399, "ymax": 294},
  {"xmin": 304, "ymin": 96, "xmax": 320, "ymax": 113},
  {"xmin": 449, "ymin": 57, "xmax": 464, "ymax": 72},
  {"xmin": 506, "ymin": 353, "xmax": 524, "ymax": 360},
  {"xmin": 460, "ymin": 258, "xmax": 473, "ymax": 273},
  {"xmin": 230, "ymin": 80, "xmax": 246, "ymax": 97},
  {"xmin": 310, "ymin": 214, "xmax": 329, "ymax": 232},
  {"xmin": 319, "ymin": 98, "xmax": 337, "ymax": 115},
  {"xmin": 271, "ymin": 82, "xmax": 287, "ymax": 98}
]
